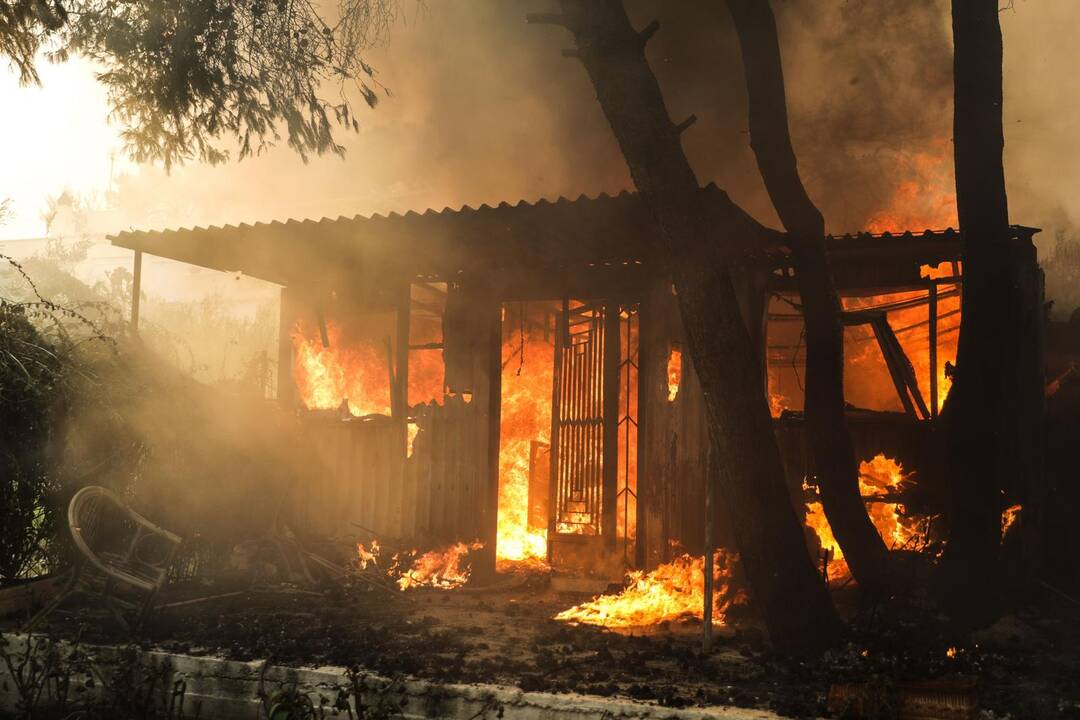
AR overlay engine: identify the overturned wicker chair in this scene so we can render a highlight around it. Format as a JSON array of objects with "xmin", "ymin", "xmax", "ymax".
[{"xmin": 25, "ymin": 485, "xmax": 183, "ymax": 631}]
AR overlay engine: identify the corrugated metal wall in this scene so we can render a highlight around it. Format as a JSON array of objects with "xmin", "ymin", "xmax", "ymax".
[{"xmin": 291, "ymin": 394, "xmax": 489, "ymax": 545}]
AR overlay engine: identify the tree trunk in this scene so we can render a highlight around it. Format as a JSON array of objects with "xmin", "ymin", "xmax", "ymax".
[
  {"xmin": 724, "ymin": 0, "xmax": 893, "ymax": 594},
  {"xmin": 941, "ymin": 0, "xmax": 1014, "ymax": 611},
  {"xmin": 535, "ymin": 0, "xmax": 840, "ymax": 654}
]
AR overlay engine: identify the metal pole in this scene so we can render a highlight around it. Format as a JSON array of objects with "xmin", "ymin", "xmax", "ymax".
[
  {"xmin": 703, "ymin": 443, "xmax": 714, "ymax": 653},
  {"xmin": 130, "ymin": 249, "xmax": 142, "ymax": 332},
  {"xmin": 929, "ymin": 282, "xmax": 939, "ymax": 419},
  {"xmin": 602, "ymin": 303, "xmax": 621, "ymax": 547}
]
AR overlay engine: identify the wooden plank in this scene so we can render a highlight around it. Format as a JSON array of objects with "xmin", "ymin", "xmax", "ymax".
[{"xmin": 0, "ymin": 577, "xmax": 62, "ymax": 618}]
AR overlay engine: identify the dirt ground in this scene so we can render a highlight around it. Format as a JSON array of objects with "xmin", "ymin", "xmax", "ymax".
[{"xmin": 7, "ymin": 570, "xmax": 1080, "ymax": 719}]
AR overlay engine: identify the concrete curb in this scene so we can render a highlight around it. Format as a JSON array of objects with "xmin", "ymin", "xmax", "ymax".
[{"xmin": 0, "ymin": 633, "xmax": 784, "ymax": 719}]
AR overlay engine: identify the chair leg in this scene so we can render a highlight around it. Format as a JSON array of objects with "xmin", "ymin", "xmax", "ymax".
[
  {"xmin": 135, "ymin": 585, "xmax": 163, "ymax": 630},
  {"xmin": 23, "ymin": 567, "xmax": 80, "ymax": 632}
]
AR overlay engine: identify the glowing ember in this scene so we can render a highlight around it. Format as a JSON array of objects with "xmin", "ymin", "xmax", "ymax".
[
  {"xmin": 767, "ymin": 370, "xmax": 789, "ymax": 417},
  {"xmin": 395, "ymin": 541, "xmax": 483, "ymax": 590},
  {"xmin": 804, "ymin": 454, "xmax": 919, "ymax": 582},
  {"xmin": 554, "ymin": 551, "xmax": 741, "ymax": 628},
  {"xmin": 667, "ymin": 345, "xmax": 682, "ymax": 402},
  {"xmin": 1001, "ymin": 504, "xmax": 1022, "ymax": 538},
  {"xmin": 292, "ymin": 321, "xmax": 391, "ymax": 417},
  {"xmin": 497, "ymin": 311, "xmax": 553, "ymax": 563}
]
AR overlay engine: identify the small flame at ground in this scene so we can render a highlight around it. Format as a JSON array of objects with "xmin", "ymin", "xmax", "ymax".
[
  {"xmin": 356, "ymin": 540, "xmax": 380, "ymax": 569},
  {"xmin": 355, "ymin": 540, "xmax": 483, "ymax": 590},
  {"xmin": 554, "ymin": 551, "xmax": 741, "ymax": 628},
  {"xmin": 396, "ymin": 541, "xmax": 483, "ymax": 590},
  {"xmin": 804, "ymin": 454, "xmax": 919, "ymax": 582}
]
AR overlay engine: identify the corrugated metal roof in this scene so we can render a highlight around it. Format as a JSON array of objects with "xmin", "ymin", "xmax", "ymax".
[
  {"xmin": 109, "ymin": 188, "xmax": 669, "ymax": 289},
  {"xmin": 108, "ymin": 185, "xmax": 1035, "ymax": 292}
]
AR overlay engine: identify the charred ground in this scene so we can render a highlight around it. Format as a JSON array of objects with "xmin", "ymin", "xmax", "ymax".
[{"xmin": 7, "ymin": 573, "xmax": 1080, "ymax": 719}]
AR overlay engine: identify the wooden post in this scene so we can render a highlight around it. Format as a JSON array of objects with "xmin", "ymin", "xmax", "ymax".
[
  {"xmin": 130, "ymin": 249, "xmax": 142, "ymax": 332},
  {"xmin": 277, "ymin": 286, "xmax": 295, "ymax": 407},
  {"xmin": 394, "ymin": 282, "xmax": 411, "ymax": 441},
  {"xmin": 703, "ymin": 443, "xmax": 714, "ymax": 653},
  {"xmin": 602, "ymin": 303, "xmax": 621, "ymax": 547},
  {"xmin": 480, "ymin": 298, "xmax": 503, "ymax": 579},
  {"xmin": 548, "ymin": 299, "xmax": 567, "ymax": 563},
  {"xmin": 929, "ymin": 282, "xmax": 938, "ymax": 419},
  {"xmin": 635, "ymin": 297, "xmax": 648, "ymax": 569}
]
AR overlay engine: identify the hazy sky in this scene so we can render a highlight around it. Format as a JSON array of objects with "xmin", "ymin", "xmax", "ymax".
[{"xmin": 0, "ymin": 0, "xmax": 1076, "ymax": 251}]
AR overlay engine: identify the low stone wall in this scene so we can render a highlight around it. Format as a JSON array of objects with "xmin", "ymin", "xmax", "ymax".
[{"xmin": 0, "ymin": 633, "xmax": 782, "ymax": 720}]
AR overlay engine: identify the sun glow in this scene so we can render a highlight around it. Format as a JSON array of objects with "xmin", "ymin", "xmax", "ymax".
[{"xmin": 0, "ymin": 57, "xmax": 129, "ymax": 239}]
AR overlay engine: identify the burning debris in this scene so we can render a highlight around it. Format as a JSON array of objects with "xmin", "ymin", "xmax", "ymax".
[
  {"xmin": 394, "ymin": 541, "xmax": 484, "ymax": 590},
  {"xmin": 553, "ymin": 551, "xmax": 742, "ymax": 628},
  {"xmin": 355, "ymin": 540, "xmax": 483, "ymax": 591}
]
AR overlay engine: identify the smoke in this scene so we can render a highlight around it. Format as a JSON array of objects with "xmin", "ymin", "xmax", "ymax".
[{"xmin": 66, "ymin": 1, "xmax": 1079, "ymax": 310}]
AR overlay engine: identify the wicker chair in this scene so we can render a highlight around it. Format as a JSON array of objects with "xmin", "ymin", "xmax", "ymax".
[{"xmin": 25, "ymin": 486, "xmax": 183, "ymax": 631}]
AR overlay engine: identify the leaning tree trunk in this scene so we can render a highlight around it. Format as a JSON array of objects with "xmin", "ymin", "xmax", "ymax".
[
  {"xmin": 941, "ymin": 0, "xmax": 1015, "ymax": 611},
  {"xmin": 531, "ymin": 0, "xmax": 840, "ymax": 654},
  {"xmin": 724, "ymin": 0, "xmax": 893, "ymax": 595}
]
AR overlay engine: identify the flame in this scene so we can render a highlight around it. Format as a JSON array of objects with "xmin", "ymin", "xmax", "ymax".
[
  {"xmin": 804, "ymin": 454, "xmax": 919, "ymax": 582},
  {"xmin": 292, "ymin": 321, "xmax": 391, "ymax": 416},
  {"xmin": 554, "ymin": 551, "xmax": 741, "ymax": 628},
  {"xmin": 767, "ymin": 369, "xmax": 789, "ymax": 417},
  {"xmin": 356, "ymin": 540, "xmax": 380, "ymax": 569},
  {"xmin": 841, "ymin": 286, "xmax": 959, "ymax": 415},
  {"xmin": 768, "ymin": 140, "xmax": 961, "ymax": 417},
  {"xmin": 406, "ymin": 421, "xmax": 419, "ymax": 457},
  {"xmin": 667, "ymin": 345, "xmax": 682, "ymax": 402},
  {"xmin": 1001, "ymin": 504, "xmax": 1021, "ymax": 538},
  {"xmin": 864, "ymin": 140, "xmax": 958, "ymax": 234},
  {"xmin": 395, "ymin": 541, "xmax": 483, "ymax": 590},
  {"xmin": 357, "ymin": 540, "xmax": 483, "ymax": 590},
  {"xmin": 497, "ymin": 313, "xmax": 552, "ymax": 563}
]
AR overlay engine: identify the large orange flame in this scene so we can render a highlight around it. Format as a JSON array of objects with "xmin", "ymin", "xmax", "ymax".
[
  {"xmin": 667, "ymin": 345, "xmax": 682, "ymax": 402},
  {"xmin": 497, "ymin": 314, "xmax": 553, "ymax": 563},
  {"xmin": 865, "ymin": 140, "xmax": 958, "ymax": 234},
  {"xmin": 554, "ymin": 551, "xmax": 741, "ymax": 628},
  {"xmin": 292, "ymin": 321, "xmax": 391, "ymax": 416},
  {"xmin": 804, "ymin": 454, "xmax": 918, "ymax": 582}
]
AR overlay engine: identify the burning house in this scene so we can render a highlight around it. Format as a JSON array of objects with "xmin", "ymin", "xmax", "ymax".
[{"xmin": 109, "ymin": 186, "xmax": 1036, "ymax": 588}]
